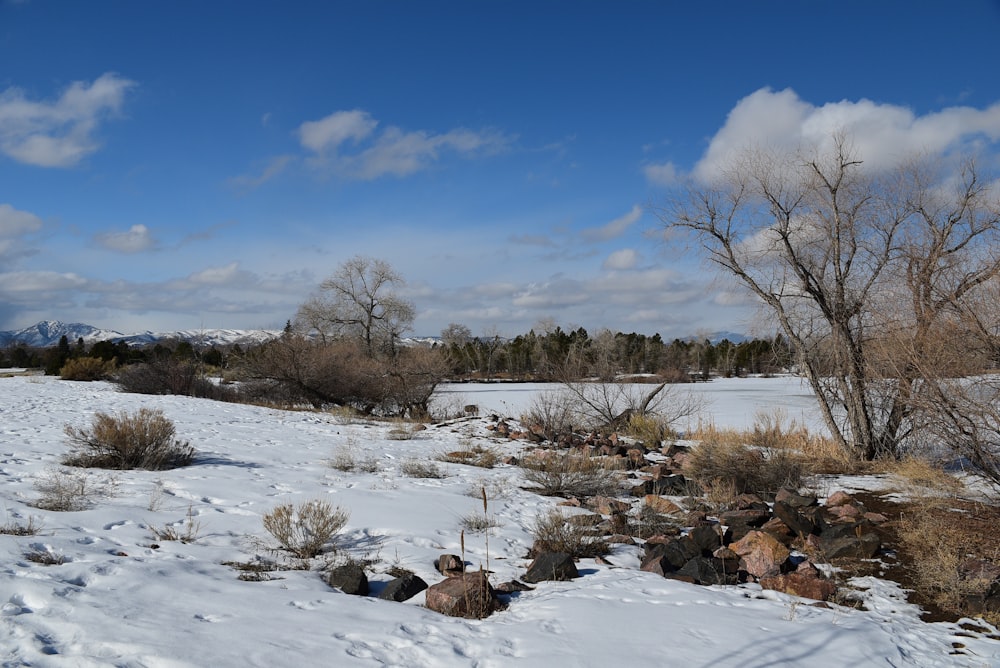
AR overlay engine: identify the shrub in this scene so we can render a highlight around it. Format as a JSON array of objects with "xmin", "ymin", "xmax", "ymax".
[
  {"xmin": 459, "ymin": 510, "xmax": 501, "ymax": 534},
  {"xmin": 262, "ymin": 499, "xmax": 349, "ymax": 559},
  {"xmin": 60, "ymin": 357, "xmax": 116, "ymax": 381},
  {"xmin": 624, "ymin": 412, "xmax": 673, "ymax": 447},
  {"xmin": 520, "ymin": 390, "xmax": 576, "ymax": 440},
  {"xmin": 63, "ymin": 408, "xmax": 195, "ymax": 470},
  {"xmin": 150, "ymin": 506, "xmax": 202, "ymax": 543},
  {"xmin": 520, "ymin": 450, "xmax": 623, "ymax": 498},
  {"xmin": 329, "ymin": 443, "xmax": 379, "ymax": 473},
  {"xmin": 437, "ymin": 442, "xmax": 501, "ymax": 469},
  {"xmin": 0, "ymin": 515, "xmax": 41, "ymax": 536},
  {"xmin": 33, "ymin": 467, "xmax": 117, "ymax": 511},
  {"xmin": 897, "ymin": 500, "xmax": 1000, "ymax": 623},
  {"xmin": 683, "ymin": 436, "xmax": 803, "ymax": 499},
  {"xmin": 530, "ymin": 508, "xmax": 609, "ymax": 558},
  {"xmin": 116, "ymin": 358, "xmax": 239, "ymax": 401},
  {"xmin": 400, "ymin": 459, "xmax": 446, "ymax": 479}
]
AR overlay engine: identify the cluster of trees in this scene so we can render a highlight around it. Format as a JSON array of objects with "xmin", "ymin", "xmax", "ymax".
[
  {"xmin": 662, "ymin": 135, "xmax": 1000, "ymax": 478},
  {"xmin": 438, "ymin": 323, "xmax": 792, "ymax": 381}
]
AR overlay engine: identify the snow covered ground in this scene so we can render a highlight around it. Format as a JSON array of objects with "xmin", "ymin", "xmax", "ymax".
[{"xmin": 1, "ymin": 375, "xmax": 998, "ymax": 667}]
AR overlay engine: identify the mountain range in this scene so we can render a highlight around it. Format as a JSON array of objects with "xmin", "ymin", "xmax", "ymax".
[
  {"xmin": 0, "ymin": 321, "xmax": 281, "ymax": 349},
  {"xmin": 0, "ymin": 320, "xmax": 749, "ymax": 349}
]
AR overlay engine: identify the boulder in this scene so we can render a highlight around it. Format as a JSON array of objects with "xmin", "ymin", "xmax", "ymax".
[
  {"xmin": 425, "ymin": 571, "xmax": 505, "ymax": 619},
  {"xmin": 523, "ymin": 552, "xmax": 579, "ymax": 583},
  {"xmin": 818, "ymin": 523, "xmax": 881, "ymax": 560},
  {"xmin": 378, "ymin": 573, "xmax": 428, "ymax": 602},
  {"xmin": 775, "ymin": 488, "xmax": 817, "ymax": 508},
  {"xmin": 436, "ymin": 554, "xmax": 465, "ymax": 576},
  {"xmin": 327, "ymin": 563, "xmax": 369, "ymax": 596},
  {"xmin": 730, "ymin": 530, "xmax": 791, "ymax": 579},
  {"xmin": 674, "ymin": 557, "xmax": 727, "ymax": 586},
  {"xmin": 760, "ymin": 572, "xmax": 837, "ymax": 601},
  {"xmin": 772, "ymin": 500, "xmax": 818, "ymax": 538},
  {"xmin": 644, "ymin": 494, "xmax": 683, "ymax": 515}
]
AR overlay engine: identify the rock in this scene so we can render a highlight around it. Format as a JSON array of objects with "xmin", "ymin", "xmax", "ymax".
[
  {"xmin": 759, "ymin": 517, "xmax": 794, "ymax": 542},
  {"xmin": 644, "ymin": 494, "xmax": 683, "ymax": 515},
  {"xmin": 687, "ymin": 524, "xmax": 724, "ymax": 554},
  {"xmin": 327, "ymin": 563, "xmax": 369, "ymax": 596},
  {"xmin": 378, "ymin": 573, "xmax": 428, "ymax": 602},
  {"xmin": 436, "ymin": 554, "xmax": 465, "ymax": 576},
  {"xmin": 775, "ymin": 488, "xmax": 817, "ymax": 508},
  {"xmin": 675, "ymin": 557, "xmax": 727, "ymax": 585},
  {"xmin": 772, "ymin": 500, "xmax": 818, "ymax": 538},
  {"xmin": 730, "ymin": 530, "xmax": 791, "ymax": 579},
  {"xmin": 642, "ymin": 537, "xmax": 701, "ymax": 573},
  {"xmin": 425, "ymin": 571, "xmax": 505, "ymax": 619},
  {"xmin": 493, "ymin": 579, "xmax": 534, "ymax": 593},
  {"xmin": 586, "ymin": 496, "xmax": 631, "ymax": 515},
  {"xmin": 523, "ymin": 552, "xmax": 579, "ymax": 583},
  {"xmin": 760, "ymin": 572, "xmax": 837, "ymax": 601},
  {"xmin": 826, "ymin": 491, "xmax": 854, "ymax": 507},
  {"xmin": 818, "ymin": 521, "xmax": 881, "ymax": 559}
]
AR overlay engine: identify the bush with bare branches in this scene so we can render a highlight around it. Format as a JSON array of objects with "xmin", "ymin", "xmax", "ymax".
[{"xmin": 64, "ymin": 408, "xmax": 194, "ymax": 470}]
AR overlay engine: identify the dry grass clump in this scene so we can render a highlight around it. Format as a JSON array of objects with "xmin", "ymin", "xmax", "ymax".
[
  {"xmin": 400, "ymin": 459, "xmax": 446, "ymax": 479},
  {"xmin": 530, "ymin": 508, "xmax": 609, "ymax": 558},
  {"xmin": 329, "ymin": 443, "xmax": 379, "ymax": 473},
  {"xmin": 883, "ymin": 457, "xmax": 966, "ymax": 497},
  {"xmin": 683, "ymin": 437, "xmax": 803, "ymax": 499},
  {"xmin": 60, "ymin": 357, "xmax": 116, "ymax": 381},
  {"xmin": 150, "ymin": 506, "xmax": 202, "ymax": 543},
  {"xmin": 0, "ymin": 515, "xmax": 42, "ymax": 536},
  {"xmin": 520, "ymin": 450, "xmax": 623, "ymax": 498},
  {"xmin": 24, "ymin": 546, "xmax": 66, "ymax": 565},
  {"xmin": 32, "ymin": 467, "xmax": 117, "ymax": 511},
  {"xmin": 63, "ymin": 408, "xmax": 194, "ymax": 470},
  {"xmin": 897, "ymin": 500, "xmax": 1000, "ymax": 624},
  {"xmin": 437, "ymin": 442, "xmax": 502, "ymax": 469},
  {"xmin": 624, "ymin": 413, "xmax": 673, "ymax": 447},
  {"xmin": 262, "ymin": 499, "xmax": 350, "ymax": 559},
  {"xmin": 459, "ymin": 510, "xmax": 501, "ymax": 534}
]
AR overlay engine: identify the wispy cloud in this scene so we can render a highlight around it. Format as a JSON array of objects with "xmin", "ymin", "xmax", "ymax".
[
  {"xmin": 0, "ymin": 73, "xmax": 135, "ymax": 167},
  {"xmin": 95, "ymin": 224, "xmax": 155, "ymax": 253},
  {"xmin": 694, "ymin": 87, "xmax": 1000, "ymax": 181},
  {"xmin": 297, "ymin": 109, "xmax": 512, "ymax": 180},
  {"xmin": 602, "ymin": 248, "xmax": 639, "ymax": 270},
  {"xmin": 581, "ymin": 205, "xmax": 642, "ymax": 242},
  {"xmin": 227, "ymin": 154, "xmax": 295, "ymax": 191},
  {"xmin": 643, "ymin": 161, "xmax": 679, "ymax": 186}
]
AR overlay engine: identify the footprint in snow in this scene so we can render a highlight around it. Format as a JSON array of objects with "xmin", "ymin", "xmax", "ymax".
[{"xmin": 103, "ymin": 520, "xmax": 132, "ymax": 530}]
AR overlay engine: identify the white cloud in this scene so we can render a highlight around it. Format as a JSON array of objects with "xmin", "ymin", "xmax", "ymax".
[
  {"xmin": 695, "ymin": 88, "xmax": 1000, "ymax": 181},
  {"xmin": 186, "ymin": 262, "xmax": 245, "ymax": 286},
  {"xmin": 581, "ymin": 205, "xmax": 642, "ymax": 242},
  {"xmin": 298, "ymin": 109, "xmax": 377, "ymax": 154},
  {"xmin": 0, "ymin": 270, "xmax": 87, "ymax": 293},
  {"xmin": 0, "ymin": 73, "xmax": 135, "ymax": 167},
  {"xmin": 298, "ymin": 109, "xmax": 512, "ymax": 179},
  {"xmin": 96, "ymin": 224, "xmax": 155, "ymax": 253},
  {"xmin": 603, "ymin": 248, "xmax": 639, "ymax": 270},
  {"xmin": 0, "ymin": 203, "xmax": 42, "ymax": 237},
  {"xmin": 643, "ymin": 161, "xmax": 680, "ymax": 186}
]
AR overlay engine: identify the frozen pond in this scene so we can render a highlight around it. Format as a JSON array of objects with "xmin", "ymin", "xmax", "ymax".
[{"xmin": 433, "ymin": 375, "xmax": 824, "ymax": 433}]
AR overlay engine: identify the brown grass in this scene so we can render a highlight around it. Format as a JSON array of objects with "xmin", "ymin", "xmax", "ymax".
[
  {"xmin": 529, "ymin": 508, "xmax": 609, "ymax": 558},
  {"xmin": 520, "ymin": 450, "xmax": 624, "ymax": 498}
]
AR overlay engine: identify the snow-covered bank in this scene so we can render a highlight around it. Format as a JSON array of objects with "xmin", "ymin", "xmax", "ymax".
[{"xmin": 1, "ymin": 376, "xmax": 997, "ymax": 666}]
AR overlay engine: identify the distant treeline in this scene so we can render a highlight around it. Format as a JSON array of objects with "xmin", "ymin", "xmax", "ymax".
[
  {"xmin": 435, "ymin": 327, "xmax": 793, "ymax": 381},
  {"xmin": 1, "ymin": 327, "xmax": 793, "ymax": 381}
]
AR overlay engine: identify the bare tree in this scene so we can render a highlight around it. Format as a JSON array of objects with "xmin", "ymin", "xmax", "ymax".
[
  {"xmin": 296, "ymin": 256, "xmax": 415, "ymax": 357},
  {"xmin": 661, "ymin": 135, "xmax": 1000, "ymax": 465}
]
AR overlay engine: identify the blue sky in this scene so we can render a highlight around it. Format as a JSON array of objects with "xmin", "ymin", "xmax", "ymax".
[{"xmin": 2, "ymin": 1, "xmax": 999, "ymax": 338}]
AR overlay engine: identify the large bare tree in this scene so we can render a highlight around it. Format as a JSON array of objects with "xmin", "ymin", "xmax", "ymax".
[
  {"xmin": 661, "ymin": 136, "xmax": 1000, "ymax": 464},
  {"xmin": 296, "ymin": 256, "xmax": 415, "ymax": 357}
]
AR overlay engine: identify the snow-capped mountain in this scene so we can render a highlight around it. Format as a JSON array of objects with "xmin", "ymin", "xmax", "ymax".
[{"xmin": 0, "ymin": 321, "xmax": 280, "ymax": 348}]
